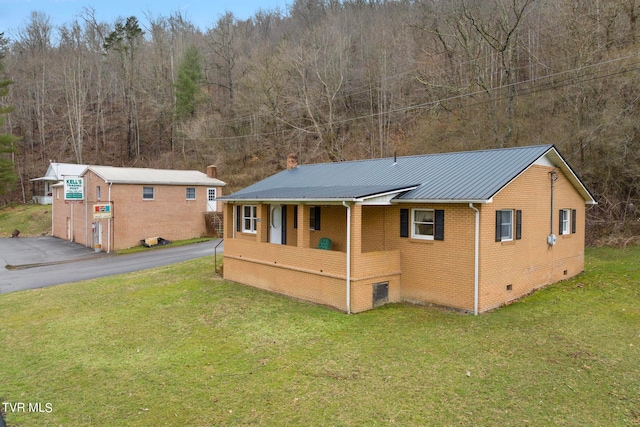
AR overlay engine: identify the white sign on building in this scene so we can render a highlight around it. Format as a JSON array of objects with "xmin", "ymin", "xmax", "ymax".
[{"xmin": 64, "ymin": 176, "xmax": 84, "ymax": 200}]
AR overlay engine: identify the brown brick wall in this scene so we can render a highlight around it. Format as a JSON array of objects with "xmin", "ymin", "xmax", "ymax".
[
  {"xmin": 396, "ymin": 203, "xmax": 476, "ymax": 311},
  {"xmin": 52, "ymin": 185, "xmax": 81, "ymax": 243},
  {"xmin": 224, "ymin": 238, "xmax": 349, "ymax": 310},
  {"xmin": 478, "ymin": 165, "xmax": 586, "ymax": 312},
  {"xmin": 361, "ymin": 206, "xmax": 400, "ymax": 252}
]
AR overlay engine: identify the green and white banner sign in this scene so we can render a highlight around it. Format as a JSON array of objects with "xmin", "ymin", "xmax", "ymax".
[{"xmin": 64, "ymin": 176, "xmax": 84, "ymax": 200}]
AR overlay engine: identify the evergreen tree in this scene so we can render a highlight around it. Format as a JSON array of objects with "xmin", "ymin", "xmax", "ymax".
[
  {"xmin": 175, "ymin": 45, "xmax": 204, "ymax": 120},
  {"xmin": 103, "ymin": 17, "xmax": 144, "ymax": 159},
  {"xmin": 0, "ymin": 33, "xmax": 18, "ymax": 195}
]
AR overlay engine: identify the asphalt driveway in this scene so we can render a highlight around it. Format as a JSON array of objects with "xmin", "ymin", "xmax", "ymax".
[
  {"xmin": 0, "ymin": 236, "xmax": 223, "ymax": 294},
  {"xmin": 0, "ymin": 236, "xmax": 104, "ymax": 269}
]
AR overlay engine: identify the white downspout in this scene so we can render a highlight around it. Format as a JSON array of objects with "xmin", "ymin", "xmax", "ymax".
[
  {"xmin": 85, "ymin": 178, "xmax": 89, "ymax": 247},
  {"xmin": 469, "ymin": 203, "xmax": 480, "ymax": 316},
  {"xmin": 70, "ymin": 200, "xmax": 74, "ymax": 242},
  {"xmin": 107, "ymin": 183, "xmax": 112, "ymax": 253},
  {"xmin": 342, "ymin": 201, "xmax": 351, "ymax": 314},
  {"xmin": 51, "ymin": 189, "xmax": 55, "ymax": 236}
]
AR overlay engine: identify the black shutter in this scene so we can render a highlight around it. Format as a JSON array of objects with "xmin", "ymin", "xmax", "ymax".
[
  {"xmin": 293, "ymin": 205, "xmax": 298, "ymax": 229},
  {"xmin": 572, "ymin": 209, "xmax": 577, "ymax": 234},
  {"xmin": 495, "ymin": 210, "xmax": 502, "ymax": 242},
  {"xmin": 236, "ymin": 205, "xmax": 241, "ymax": 232},
  {"xmin": 434, "ymin": 210, "xmax": 444, "ymax": 241},
  {"xmin": 559, "ymin": 209, "xmax": 564, "ymax": 234},
  {"xmin": 515, "ymin": 210, "xmax": 522, "ymax": 240},
  {"xmin": 313, "ymin": 206, "xmax": 321, "ymax": 231},
  {"xmin": 309, "ymin": 206, "xmax": 320, "ymax": 230},
  {"xmin": 400, "ymin": 209, "xmax": 409, "ymax": 238},
  {"xmin": 281, "ymin": 205, "xmax": 287, "ymax": 244}
]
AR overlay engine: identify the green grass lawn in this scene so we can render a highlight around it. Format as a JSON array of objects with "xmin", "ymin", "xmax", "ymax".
[
  {"xmin": 0, "ymin": 204, "xmax": 52, "ymax": 237},
  {"xmin": 0, "ymin": 247, "xmax": 638, "ymax": 426}
]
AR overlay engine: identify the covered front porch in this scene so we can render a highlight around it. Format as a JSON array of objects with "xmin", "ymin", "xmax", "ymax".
[{"xmin": 223, "ymin": 203, "xmax": 402, "ymax": 313}]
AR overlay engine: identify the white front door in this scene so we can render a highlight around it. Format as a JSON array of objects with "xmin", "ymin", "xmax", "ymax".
[
  {"xmin": 206, "ymin": 188, "xmax": 217, "ymax": 212},
  {"xmin": 270, "ymin": 205, "xmax": 282, "ymax": 244}
]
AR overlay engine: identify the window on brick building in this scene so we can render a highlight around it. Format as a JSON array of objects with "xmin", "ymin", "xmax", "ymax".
[
  {"xmin": 412, "ymin": 208, "xmax": 434, "ymax": 239},
  {"xmin": 409, "ymin": 208, "xmax": 445, "ymax": 240},
  {"xmin": 401, "ymin": 208, "xmax": 444, "ymax": 240},
  {"xmin": 186, "ymin": 187, "xmax": 196, "ymax": 200},
  {"xmin": 309, "ymin": 206, "xmax": 321, "ymax": 230},
  {"xmin": 496, "ymin": 209, "xmax": 522, "ymax": 242},
  {"xmin": 96, "ymin": 185, "xmax": 101, "ymax": 200},
  {"xmin": 242, "ymin": 205, "xmax": 258, "ymax": 233},
  {"xmin": 559, "ymin": 208, "xmax": 577, "ymax": 235},
  {"xmin": 143, "ymin": 187, "xmax": 155, "ymax": 200}
]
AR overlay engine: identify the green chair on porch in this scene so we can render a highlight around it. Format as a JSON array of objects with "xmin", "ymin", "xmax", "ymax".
[{"xmin": 317, "ymin": 237, "xmax": 332, "ymax": 250}]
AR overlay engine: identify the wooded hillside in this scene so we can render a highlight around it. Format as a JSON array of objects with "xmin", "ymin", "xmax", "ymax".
[{"xmin": 1, "ymin": 0, "xmax": 638, "ymax": 243}]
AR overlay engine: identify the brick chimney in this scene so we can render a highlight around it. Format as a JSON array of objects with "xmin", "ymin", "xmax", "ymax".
[
  {"xmin": 286, "ymin": 153, "xmax": 298, "ymax": 170},
  {"xmin": 206, "ymin": 165, "xmax": 218, "ymax": 179}
]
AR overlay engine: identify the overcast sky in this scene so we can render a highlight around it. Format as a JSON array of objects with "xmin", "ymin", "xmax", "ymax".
[{"xmin": 0, "ymin": 0, "xmax": 290, "ymax": 38}]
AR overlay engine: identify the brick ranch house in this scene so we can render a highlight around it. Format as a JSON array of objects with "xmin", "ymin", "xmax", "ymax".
[
  {"xmin": 52, "ymin": 165, "xmax": 226, "ymax": 251},
  {"xmin": 220, "ymin": 145, "xmax": 596, "ymax": 314}
]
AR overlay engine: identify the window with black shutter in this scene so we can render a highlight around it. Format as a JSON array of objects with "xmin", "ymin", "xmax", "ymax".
[{"xmin": 496, "ymin": 209, "xmax": 514, "ymax": 242}]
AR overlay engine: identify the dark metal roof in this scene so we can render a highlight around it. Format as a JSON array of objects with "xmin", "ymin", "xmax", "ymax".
[
  {"xmin": 225, "ymin": 185, "xmax": 416, "ymax": 200},
  {"xmin": 221, "ymin": 144, "xmax": 596, "ymax": 204}
]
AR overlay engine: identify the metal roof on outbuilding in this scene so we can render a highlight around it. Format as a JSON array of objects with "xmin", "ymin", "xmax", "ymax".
[
  {"xmin": 220, "ymin": 145, "xmax": 596, "ymax": 204},
  {"xmin": 83, "ymin": 165, "xmax": 226, "ymax": 187},
  {"xmin": 31, "ymin": 162, "xmax": 87, "ymax": 182}
]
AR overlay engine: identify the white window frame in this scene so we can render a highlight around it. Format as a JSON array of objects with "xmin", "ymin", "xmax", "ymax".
[
  {"xmin": 411, "ymin": 208, "xmax": 435, "ymax": 240},
  {"xmin": 499, "ymin": 209, "xmax": 513, "ymax": 242},
  {"xmin": 242, "ymin": 205, "xmax": 258, "ymax": 234},
  {"xmin": 96, "ymin": 185, "xmax": 101, "ymax": 201},
  {"xmin": 186, "ymin": 187, "xmax": 196, "ymax": 200},
  {"xmin": 143, "ymin": 186, "xmax": 155, "ymax": 200},
  {"xmin": 561, "ymin": 208, "xmax": 571, "ymax": 235}
]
